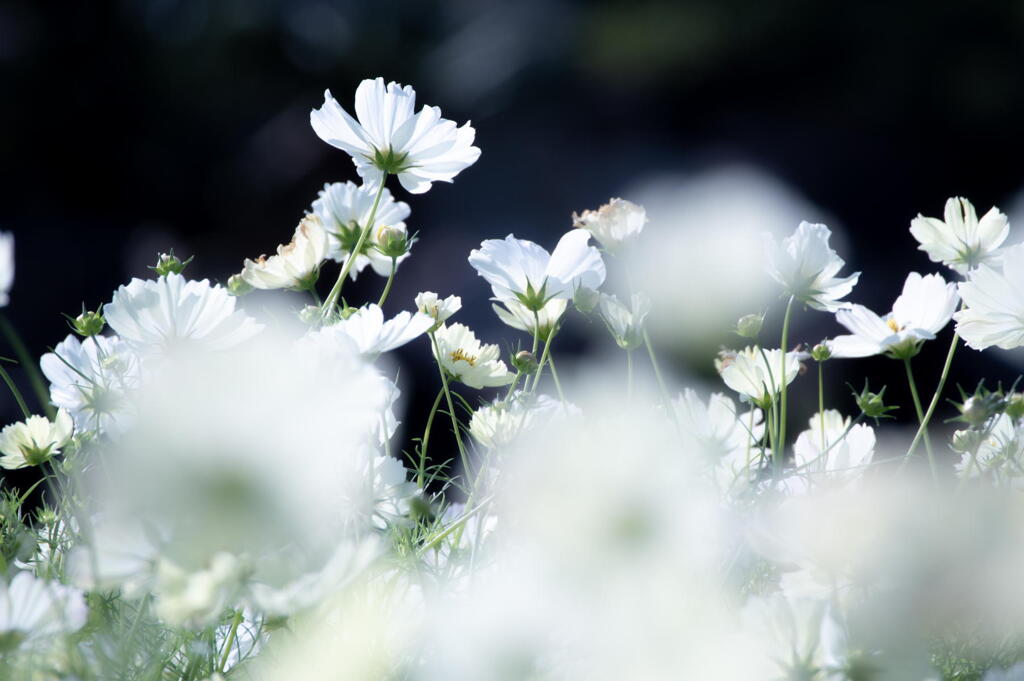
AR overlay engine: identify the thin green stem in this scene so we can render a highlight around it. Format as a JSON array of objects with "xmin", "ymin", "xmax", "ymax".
[
  {"xmin": 218, "ymin": 610, "xmax": 243, "ymax": 673},
  {"xmin": 644, "ymin": 330, "xmax": 676, "ymax": 420},
  {"xmin": 626, "ymin": 348, "xmax": 634, "ymax": 399},
  {"xmin": 547, "ymin": 352, "xmax": 567, "ymax": 403},
  {"xmin": 376, "ymin": 257, "xmax": 398, "ymax": 307},
  {"xmin": 417, "ymin": 388, "xmax": 445, "ymax": 488},
  {"xmin": 903, "ymin": 330, "xmax": 960, "ymax": 469},
  {"xmin": 775, "ymin": 296, "xmax": 795, "ymax": 474},
  {"xmin": 320, "ymin": 180, "xmax": 388, "ymax": 319},
  {"xmin": 0, "ymin": 314, "xmax": 54, "ymax": 418},
  {"xmin": 0, "ymin": 361, "xmax": 30, "ymax": 418},
  {"xmin": 429, "ymin": 332, "xmax": 470, "ymax": 480},
  {"xmin": 530, "ymin": 325, "xmax": 558, "ymax": 393},
  {"xmin": 818, "ymin": 361, "xmax": 826, "ymax": 452},
  {"xmin": 903, "ymin": 357, "xmax": 937, "ymax": 480}
]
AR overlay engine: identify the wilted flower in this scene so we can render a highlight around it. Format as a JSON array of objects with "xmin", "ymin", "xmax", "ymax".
[
  {"xmin": 0, "ymin": 572, "xmax": 87, "ymax": 651},
  {"xmin": 105, "ymin": 273, "xmax": 263, "ymax": 355},
  {"xmin": 792, "ymin": 410, "xmax": 876, "ymax": 485},
  {"xmin": 572, "ymin": 197, "xmax": 647, "ymax": 253},
  {"xmin": 717, "ymin": 346, "xmax": 804, "ymax": 406},
  {"xmin": 955, "ymin": 243, "xmax": 1024, "ymax": 350},
  {"xmin": 468, "ymin": 231, "xmax": 606, "ymax": 310},
  {"xmin": 598, "ymin": 292, "xmax": 651, "ymax": 350},
  {"xmin": 306, "ymin": 304, "xmax": 433, "ymax": 359},
  {"xmin": 240, "ymin": 214, "xmax": 328, "ymax": 291},
  {"xmin": 414, "ymin": 291, "xmax": 461, "ymax": 329},
  {"xmin": 830, "ymin": 272, "xmax": 959, "ymax": 359},
  {"xmin": 0, "ymin": 231, "xmax": 12, "ymax": 307},
  {"xmin": 0, "ymin": 409, "xmax": 73, "ymax": 469},
  {"xmin": 312, "ymin": 181, "xmax": 413, "ymax": 277},
  {"xmin": 764, "ymin": 222, "xmax": 860, "ymax": 311},
  {"xmin": 310, "ymin": 78, "xmax": 481, "ymax": 193},
  {"xmin": 910, "ymin": 197, "xmax": 1009, "ymax": 274},
  {"xmin": 433, "ymin": 323, "xmax": 514, "ymax": 389}
]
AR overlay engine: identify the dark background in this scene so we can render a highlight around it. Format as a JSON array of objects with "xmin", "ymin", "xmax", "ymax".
[{"xmin": 3, "ymin": 0, "xmax": 1024, "ymax": 467}]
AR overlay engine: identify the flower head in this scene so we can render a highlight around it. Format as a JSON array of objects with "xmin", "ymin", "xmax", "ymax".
[
  {"xmin": 415, "ymin": 291, "xmax": 461, "ymax": 330},
  {"xmin": 572, "ymin": 198, "xmax": 647, "ymax": 253},
  {"xmin": 492, "ymin": 298, "xmax": 567, "ymax": 340},
  {"xmin": 104, "ymin": 273, "xmax": 263, "ymax": 355},
  {"xmin": 0, "ymin": 572, "xmax": 86, "ymax": 651},
  {"xmin": 598, "ymin": 292, "xmax": 651, "ymax": 350},
  {"xmin": 312, "ymin": 181, "xmax": 413, "ymax": 277},
  {"xmin": 433, "ymin": 323, "xmax": 514, "ymax": 389},
  {"xmin": 310, "ymin": 78, "xmax": 481, "ymax": 194},
  {"xmin": 240, "ymin": 214, "xmax": 328, "ymax": 291},
  {"xmin": 306, "ymin": 304, "xmax": 433, "ymax": 359},
  {"xmin": 764, "ymin": 222, "xmax": 859, "ymax": 311},
  {"xmin": 468, "ymin": 231, "xmax": 606, "ymax": 310},
  {"xmin": 717, "ymin": 346, "xmax": 805, "ymax": 406},
  {"xmin": 829, "ymin": 272, "xmax": 959, "ymax": 359},
  {"xmin": 0, "ymin": 409, "xmax": 73, "ymax": 469},
  {"xmin": 955, "ymin": 243, "xmax": 1024, "ymax": 350},
  {"xmin": 910, "ymin": 197, "xmax": 1009, "ymax": 274},
  {"xmin": 0, "ymin": 232, "xmax": 12, "ymax": 308},
  {"xmin": 792, "ymin": 410, "xmax": 876, "ymax": 485},
  {"xmin": 470, "ymin": 392, "xmax": 576, "ymax": 451}
]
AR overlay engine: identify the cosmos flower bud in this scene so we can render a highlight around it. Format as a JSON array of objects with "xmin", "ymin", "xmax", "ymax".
[
  {"xmin": 960, "ymin": 397, "xmax": 992, "ymax": 428},
  {"xmin": 375, "ymin": 225, "xmax": 414, "ymax": 260},
  {"xmin": 951, "ymin": 428, "xmax": 985, "ymax": 454},
  {"xmin": 298, "ymin": 305, "xmax": 322, "ymax": 325},
  {"xmin": 512, "ymin": 350, "xmax": 539, "ymax": 374},
  {"xmin": 1006, "ymin": 393, "xmax": 1024, "ymax": 422},
  {"xmin": 573, "ymin": 286, "xmax": 600, "ymax": 314},
  {"xmin": 150, "ymin": 250, "xmax": 194, "ymax": 277},
  {"xmin": 736, "ymin": 313, "xmax": 765, "ymax": 339},
  {"xmin": 226, "ymin": 274, "xmax": 253, "ymax": 297},
  {"xmin": 70, "ymin": 307, "xmax": 105, "ymax": 337},
  {"xmin": 852, "ymin": 381, "xmax": 898, "ymax": 421},
  {"xmin": 810, "ymin": 342, "xmax": 832, "ymax": 362}
]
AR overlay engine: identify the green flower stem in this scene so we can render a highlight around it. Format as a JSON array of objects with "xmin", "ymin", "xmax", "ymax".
[
  {"xmin": 320, "ymin": 180, "xmax": 388, "ymax": 319},
  {"xmin": 644, "ymin": 330, "xmax": 677, "ymax": 421},
  {"xmin": 0, "ymin": 314, "xmax": 54, "ymax": 418},
  {"xmin": 218, "ymin": 610, "xmax": 244, "ymax": 673},
  {"xmin": 546, "ymin": 352, "xmax": 567, "ymax": 404},
  {"xmin": 417, "ymin": 388, "xmax": 446, "ymax": 488},
  {"xmin": 775, "ymin": 296, "xmax": 795, "ymax": 475},
  {"xmin": 530, "ymin": 324, "xmax": 558, "ymax": 393},
  {"xmin": 0, "ymin": 360, "xmax": 30, "ymax": 418},
  {"xmin": 429, "ymin": 332, "xmax": 470, "ymax": 481},
  {"xmin": 818, "ymin": 362, "xmax": 826, "ymax": 453},
  {"xmin": 903, "ymin": 357, "xmax": 937, "ymax": 480},
  {"xmin": 903, "ymin": 330, "xmax": 960, "ymax": 469},
  {"xmin": 626, "ymin": 348, "xmax": 634, "ymax": 399},
  {"xmin": 376, "ymin": 257, "xmax": 398, "ymax": 307}
]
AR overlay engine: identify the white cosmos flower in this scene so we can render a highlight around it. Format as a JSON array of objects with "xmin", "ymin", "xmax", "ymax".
[
  {"xmin": 154, "ymin": 552, "xmax": 241, "ymax": 629},
  {"xmin": 910, "ymin": 196, "xmax": 1009, "ymax": 274},
  {"xmin": 954, "ymin": 243, "xmax": 1024, "ymax": 350},
  {"xmin": 307, "ymin": 304, "xmax": 433, "ymax": 359},
  {"xmin": 469, "ymin": 392, "xmax": 577, "ymax": 451},
  {"xmin": 572, "ymin": 197, "xmax": 647, "ymax": 253},
  {"xmin": 764, "ymin": 222, "xmax": 860, "ymax": 311},
  {"xmin": 598, "ymin": 292, "xmax": 651, "ymax": 350},
  {"xmin": 0, "ymin": 572, "xmax": 87, "ymax": 650},
  {"xmin": 240, "ymin": 214, "xmax": 328, "ymax": 290},
  {"xmin": 310, "ymin": 77, "xmax": 481, "ymax": 194},
  {"xmin": 40, "ymin": 333, "xmax": 140, "ymax": 435},
  {"xmin": 792, "ymin": 410, "xmax": 876, "ymax": 485},
  {"xmin": 468, "ymin": 230, "xmax": 606, "ymax": 308},
  {"xmin": 105, "ymin": 273, "xmax": 263, "ymax": 355},
  {"xmin": 673, "ymin": 389, "xmax": 764, "ymax": 464},
  {"xmin": 0, "ymin": 231, "xmax": 12, "ymax": 307},
  {"xmin": 312, "ymin": 181, "xmax": 412, "ymax": 277},
  {"xmin": 717, "ymin": 346, "xmax": 804, "ymax": 406},
  {"xmin": 414, "ymin": 291, "xmax": 461, "ymax": 329},
  {"xmin": 954, "ymin": 413, "xmax": 1024, "ymax": 483},
  {"xmin": 829, "ymin": 272, "xmax": 959, "ymax": 359},
  {"xmin": 492, "ymin": 297, "xmax": 567, "ymax": 339},
  {"xmin": 0, "ymin": 409, "xmax": 73, "ymax": 469},
  {"xmin": 433, "ymin": 323, "xmax": 513, "ymax": 389}
]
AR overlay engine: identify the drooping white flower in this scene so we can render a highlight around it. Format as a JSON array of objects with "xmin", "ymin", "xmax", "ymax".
[
  {"xmin": 0, "ymin": 232, "xmax": 12, "ymax": 307},
  {"xmin": 598, "ymin": 292, "xmax": 651, "ymax": 350},
  {"xmin": 572, "ymin": 197, "xmax": 647, "ymax": 253},
  {"xmin": 307, "ymin": 304, "xmax": 433, "ymax": 359},
  {"xmin": 673, "ymin": 389, "xmax": 764, "ymax": 467},
  {"xmin": 910, "ymin": 197, "xmax": 1009, "ymax": 274},
  {"xmin": 492, "ymin": 297, "xmax": 567, "ymax": 339},
  {"xmin": 792, "ymin": 410, "xmax": 876, "ymax": 485},
  {"xmin": 414, "ymin": 291, "xmax": 461, "ymax": 328},
  {"xmin": 310, "ymin": 78, "xmax": 481, "ymax": 194},
  {"xmin": 468, "ymin": 230, "xmax": 606, "ymax": 309},
  {"xmin": 105, "ymin": 273, "xmax": 263, "ymax": 355},
  {"xmin": 717, "ymin": 346, "xmax": 805, "ymax": 406},
  {"xmin": 764, "ymin": 222, "xmax": 860, "ymax": 311},
  {"xmin": 469, "ymin": 392, "xmax": 577, "ymax": 451},
  {"xmin": 40, "ymin": 333, "xmax": 140, "ymax": 435},
  {"xmin": 433, "ymin": 323, "xmax": 514, "ymax": 389},
  {"xmin": 0, "ymin": 572, "xmax": 87, "ymax": 650},
  {"xmin": 829, "ymin": 272, "xmax": 959, "ymax": 359},
  {"xmin": 954, "ymin": 243, "xmax": 1024, "ymax": 350},
  {"xmin": 240, "ymin": 214, "xmax": 328, "ymax": 290},
  {"xmin": 312, "ymin": 181, "xmax": 413, "ymax": 277},
  {"xmin": 0, "ymin": 409, "xmax": 73, "ymax": 469}
]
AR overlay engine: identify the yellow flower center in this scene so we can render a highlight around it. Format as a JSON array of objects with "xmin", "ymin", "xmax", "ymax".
[
  {"xmin": 886, "ymin": 318, "xmax": 902, "ymax": 333},
  {"xmin": 450, "ymin": 348, "xmax": 477, "ymax": 366}
]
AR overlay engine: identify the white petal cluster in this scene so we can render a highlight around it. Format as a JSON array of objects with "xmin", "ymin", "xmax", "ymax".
[
  {"xmin": 154, "ymin": 552, "xmax": 241, "ymax": 629},
  {"xmin": 598, "ymin": 292, "xmax": 651, "ymax": 350},
  {"xmin": 0, "ymin": 409, "xmax": 73, "ymax": 469},
  {"xmin": 312, "ymin": 181, "xmax": 412, "ymax": 276},
  {"xmin": 240, "ymin": 214, "xmax": 328, "ymax": 290},
  {"xmin": 717, "ymin": 346, "xmax": 804, "ymax": 405},
  {"xmin": 830, "ymin": 272, "xmax": 959, "ymax": 358},
  {"xmin": 311, "ymin": 78, "xmax": 481, "ymax": 194},
  {"xmin": 954, "ymin": 243, "xmax": 1024, "ymax": 350},
  {"xmin": 0, "ymin": 572, "xmax": 87, "ymax": 649},
  {"xmin": 307, "ymin": 304, "xmax": 433, "ymax": 359},
  {"xmin": 572, "ymin": 197, "xmax": 647, "ymax": 253},
  {"xmin": 954, "ymin": 413, "xmax": 1024, "ymax": 483},
  {"xmin": 910, "ymin": 197, "xmax": 1009, "ymax": 274},
  {"xmin": 792, "ymin": 409, "xmax": 876, "ymax": 485},
  {"xmin": 0, "ymin": 231, "xmax": 12, "ymax": 307},
  {"xmin": 433, "ymin": 323, "xmax": 513, "ymax": 389},
  {"xmin": 492, "ymin": 297, "xmax": 567, "ymax": 338},
  {"xmin": 414, "ymin": 291, "xmax": 461, "ymax": 329},
  {"xmin": 764, "ymin": 221, "xmax": 860, "ymax": 311},
  {"xmin": 674, "ymin": 389, "xmax": 764, "ymax": 472},
  {"xmin": 469, "ymin": 392, "xmax": 577, "ymax": 451},
  {"xmin": 105, "ymin": 273, "xmax": 263, "ymax": 355}
]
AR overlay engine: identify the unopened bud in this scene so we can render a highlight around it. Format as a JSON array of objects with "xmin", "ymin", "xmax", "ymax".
[
  {"xmin": 70, "ymin": 308, "xmax": 105, "ymax": 337},
  {"xmin": 226, "ymin": 274, "xmax": 253, "ymax": 296},
  {"xmin": 298, "ymin": 305, "xmax": 321, "ymax": 325},
  {"xmin": 375, "ymin": 225, "xmax": 413, "ymax": 259},
  {"xmin": 573, "ymin": 286, "xmax": 600, "ymax": 314},
  {"xmin": 736, "ymin": 313, "xmax": 765, "ymax": 339},
  {"xmin": 512, "ymin": 350, "xmax": 539, "ymax": 374},
  {"xmin": 1007, "ymin": 393, "xmax": 1024, "ymax": 422},
  {"xmin": 811, "ymin": 342, "xmax": 832, "ymax": 362},
  {"xmin": 960, "ymin": 396, "xmax": 990, "ymax": 428},
  {"xmin": 150, "ymin": 250, "xmax": 193, "ymax": 277},
  {"xmin": 951, "ymin": 428, "xmax": 984, "ymax": 454},
  {"xmin": 852, "ymin": 381, "xmax": 898, "ymax": 421}
]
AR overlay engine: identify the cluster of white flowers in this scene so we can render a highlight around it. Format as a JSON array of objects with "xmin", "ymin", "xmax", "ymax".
[{"xmin": 4, "ymin": 79, "xmax": 1024, "ymax": 681}]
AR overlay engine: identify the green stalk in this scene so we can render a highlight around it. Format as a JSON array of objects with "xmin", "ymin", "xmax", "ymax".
[
  {"xmin": 429, "ymin": 332, "xmax": 470, "ymax": 481},
  {"xmin": 903, "ymin": 330, "xmax": 960, "ymax": 468},
  {"xmin": 626, "ymin": 348, "xmax": 634, "ymax": 399},
  {"xmin": 818, "ymin": 361, "xmax": 826, "ymax": 453},
  {"xmin": 376, "ymin": 257, "xmax": 398, "ymax": 307},
  {"xmin": 776, "ymin": 296, "xmax": 795, "ymax": 473},
  {"xmin": 320, "ymin": 180, "xmax": 388, "ymax": 319},
  {"xmin": 218, "ymin": 610, "xmax": 243, "ymax": 673},
  {"xmin": 0, "ymin": 361, "xmax": 30, "ymax": 418},
  {"xmin": 903, "ymin": 356, "xmax": 937, "ymax": 480},
  {"xmin": 546, "ymin": 352, "xmax": 567, "ymax": 403},
  {"xmin": 417, "ymin": 388, "xmax": 445, "ymax": 488},
  {"xmin": 0, "ymin": 314, "xmax": 54, "ymax": 417}
]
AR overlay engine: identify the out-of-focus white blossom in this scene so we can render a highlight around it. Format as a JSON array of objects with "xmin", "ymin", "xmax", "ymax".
[
  {"xmin": 433, "ymin": 323, "xmax": 513, "ymax": 389},
  {"xmin": 0, "ymin": 409, "xmax": 73, "ymax": 469},
  {"xmin": 764, "ymin": 221, "xmax": 860, "ymax": 312},
  {"xmin": 154, "ymin": 552, "xmax": 241, "ymax": 629},
  {"xmin": 598, "ymin": 292, "xmax": 651, "ymax": 350},
  {"xmin": 572, "ymin": 198, "xmax": 646, "ymax": 253},
  {"xmin": 0, "ymin": 231, "xmax": 12, "ymax": 307},
  {"xmin": 910, "ymin": 197, "xmax": 1009, "ymax": 274},
  {"xmin": 311, "ymin": 78, "xmax": 480, "ymax": 194},
  {"xmin": 717, "ymin": 346, "xmax": 804, "ymax": 406},
  {"xmin": 955, "ymin": 243, "xmax": 1024, "ymax": 350},
  {"xmin": 0, "ymin": 572, "xmax": 87, "ymax": 651},
  {"xmin": 792, "ymin": 410, "xmax": 876, "ymax": 487},
  {"xmin": 674, "ymin": 389, "xmax": 764, "ymax": 489},
  {"xmin": 307, "ymin": 304, "xmax": 433, "ymax": 358},
  {"xmin": 240, "ymin": 214, "xmax": 328, "ymax": 290},
  {"xmin": 312, "ymin": 181, "xmax": 412, "ymax": 277},
  {"xmin": 469, "ymin": 392, "xmax": 576, "ymax": 452},
  {"xmin": 955, "ymin": 413, "xmax": 1024, "ymax": 483}
]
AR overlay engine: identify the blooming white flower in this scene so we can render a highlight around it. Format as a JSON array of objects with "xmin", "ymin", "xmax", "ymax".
[
  {"xmin": 105, "ymin": 273, "xmax": 263, "ymax": 355},
  {"xmin": 469, "ymin": 392, "xmax": 577, "ymax": 451},
  {"xmin": 954, "ymin": 413, "xmax": 1024, "ymax": 482},
  {"xmin": 469, "ymin": 230, "xmax": 606, "ymax": 310},
  {"xmin": 673, "ymin": 389, "xmax": 764, "ymax": 465},
  {"xmin": 764, "ymin": 222, "xmax": 860, "ymax": 311},
  {"xmin": 154, "ymin": 552, "xmax": 241, "ymax": 629},
  {"xmin": 312, "ymin": 181, "xmax": 413, "ymax": 277},
  {"xmin": 829, "ymin": 272, "xmax": 959, "ymax": 359},
  {"xmin": 717, "ymin": 346, "xmax": 805, "ymax": 406},
  {"xmin": 40, "ymin": 333, "xmax": 140, "ymax": 435},
  {"xmin": 433, "ymin": 323, "xmax": 514, "ymax": 389},
  {"xmin": 0, "ymin": 572, "xmax": 87, "ymax": 650},
  {"xmin": 0, "ymin": 409, "xmax": 73, "ymax": 469},
  {"xmin": 415, "ymin": 291, "xmax": 461, "ymax": 328},
  {"xmin": 310, "ymin": 77, "xmax": 481, "ymax": 194},
  {"xmin": 307, "ymin": 304, "xmax": 433, "ymax": 358},
  {"xmin": 910, "ymin": 196, "xmax": 1009, "ymax": 274},
  {"xmin": 572, "ymin": 197, "xmax": 647, "ymax": 252},
  {"xmin": 240, "ymin": 214, "xmax": 328, "ymax": 290},
  {"xmin": 954, "ymin": 243, "xmax": 1024, "ymax": 350},
  {"xmin": 792, "ymin": 410, "xmax": 876, "ymax": 484},
  {"xmin": 599, "ymin": 292, "xmax": 651, "ymax": 350},
  {"xmin": 0, "ymin": 231, "xmax": 12, "ymax": 307},
  {"xmin": 492, "ymin": 297, "xmax": 567, "ymax": 339}
]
